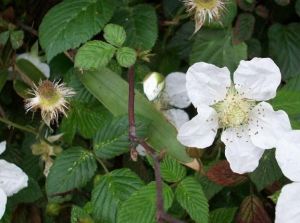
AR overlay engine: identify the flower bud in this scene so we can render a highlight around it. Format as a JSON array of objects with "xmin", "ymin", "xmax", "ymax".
[
  {"xmin": 46, "ymin": 203, "xmax": 61, "ymax": 216},
  {"xmin": 143, "ymin": 72, "xmax": 165, "ymax": 101}
]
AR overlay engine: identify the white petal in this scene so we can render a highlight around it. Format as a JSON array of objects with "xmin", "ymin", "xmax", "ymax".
[
  {"xmin": 276, "ymin": 130, "xmax": 300, "ymax": 182},
  {"xmin": 186, "ymin": 62, "xmax": 231, "ymax": 107},
  {"xmin": 249, "ymin": 102, "xmax": 291, "ymax": 150},
  {"xmin": 234, "ymin": 58, "xmax": 281, "ymax": 101},
  {"xmin": 161, "ymin": 72, "xmax": 191, "ymax": 108},
  {"xmin": 177, "ymin": 105, "xmax": 218, "ymax": 148},
  {"xmin": 0, "ymin": 160, "xmax": 28, "ymax": 196},
  {"xmin": 275, "ymin": 182, "xmax": 300, "ymax": 223},
  {"xmin": 162, "ymin": 109, "xmax": 189, "ymax": 129},
  {"xmin": 17, "ymin": 53, "xmax": 50, "ymax": 78},
  {"xmin": 222, "ymin": 127, "xmax": 264, "ymax": 174},
  {"xmin": 143, "ymin": 72, "xmax": 165, "ymax": 101},
  {"xmin": 0, "ymin": 141, "xmax": 6, "ymax": 155},
  {"xmin": 136, "ymin": 145, "xmax": 147, "ymax": 156},
  {"xmin": 0, "ymin": 188, "xmax": 7, "ymax": 220}
]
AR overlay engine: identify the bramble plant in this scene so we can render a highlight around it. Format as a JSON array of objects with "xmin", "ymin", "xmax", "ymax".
[{"xmin": 0, "ymin": 0, "xmax": 300, "ymax": 223}]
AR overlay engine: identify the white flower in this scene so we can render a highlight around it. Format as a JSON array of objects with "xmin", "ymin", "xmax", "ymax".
[
  {"xmin": 275, "ymin": 130, "xmax": 300, "ymax": 223},
  {"xmin": 24, "ymin": 80, "xmax": 76, "ymax": 128},
  {"xmin": 177, "ymin": 58, "xmax": 291, "ymax": 174},
  {"xmin": 183, "ymin": 0, "xmax": 227, "ymax": 33},
  {"xmin": 0, "ymin": 141, "xmax": 28, "ymax": 219},
  {"xmin": 143, "ymin": 72, "xmax": 166, "ymax": 101}
]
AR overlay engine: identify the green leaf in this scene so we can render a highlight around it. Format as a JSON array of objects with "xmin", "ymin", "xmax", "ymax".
[
  {"xmin": 111, "ymin": 4, "xmax": 158, "ymax": 50},
  {"xmin": 190, "ymin": 28, "xmax": 247, "ymax": 73},
  {"xmin": 61, "ymin": 111, "xmax": 76, "ymax": 144},
  {"xmin": 268, "ymin": 23, "xmax": 300, "ymax": 80},
  {"xmin": 175, "ymin": 177, "xmax": 209, "ymax": 223},
  {"xmin": 117, "ymin": 182, "xmax": 174, "ymax": 223},
  {"xmin": 296, "ymin": 0, "xmax": 300, "ymax": 17},
  {"xmin": 46, "ymin": 147, "xmax": 97, "ymax": 203},
  {"xmin": 39, "ymin": 0, "xmax": 115, "ymax": 62},
  {"xmin": 22, "ymin": 154, "xmax": 43, "ymax": 181},
  {"xmin": 249, "ymin": 150, "xmax": 283, "ymax": 191},
  {"xmin": 104, "ymin": 24, "xmax": 126, "ymax": 47},
  {"xmin": 75, "ymin": 41, "xmax": 116, "ymax": 70},
  {"xmin": 274, "ymin": 0, "xmax": 290, "ymax": 6},
  {"xmin": 209, "ymin": 207, "xmax": 238, "ymax": 223},
  {"xmin": 147, "ymin": 155, "xmax": 186, "ymax": 183},
  {"xmin": 268, "ymin": 189, "xmax": 281, "ymax": 204},
  {"xmin": 71, "ymin": 205, "xmax": 91, "ymax": 223},
  {"xmin": 0, "ymin": 69, "xmax": 9, "ymax": 93},
  {"xmin": 10, "ymin": 30, "xmax": 24, "ymax": 49},
  {"xmin": 9, "ymin": 178, "xmax": 43, "ymax": 204},
  {"xmin": 246, "ymin": 38, "xmax": 261, "ymax": 59},
  {"xmin": 92, "ymin": 169, "xmax": 145, "ymax": 223},
  {"xmin": 0, "ymin": 31, "xmax": 9, "ymax": 45},
  {"xmin": 16, "ymin": 59, "xmax": 46, "ymax": 83},
  {"xmin": 234, "ymin": 13, "xmax": 255, "ymax": 44},
  {"xmin": 269, "ymin": 90, "xmax": 300, "ymax": 115},
  {"xmin": 283, "ymin": 74, "xmax": 300, "ymax": 92},
  {"xmin": 94, "ymin": 115, "xmax": 150, "ymax": 159},
  {"xmin": 199, "ymin": 175, "xmax": 223, "ymax": 200},
  {"xmin": 78, "ymin": 68, "xmax": 194, "ymax": 164},
  {"xmin": 116, "ymin": 47, "xmax": 137, "ymax": 68},
  {"xmin": 237, "ymin": 0, "xmax": 255, "ymax": 11}
]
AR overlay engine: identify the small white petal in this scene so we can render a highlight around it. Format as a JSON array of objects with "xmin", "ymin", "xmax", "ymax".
[
  {"xmin": 222, "ymin": 127, "xmax": 264, "ymax": 174},
  {"xmin": 43, "ymin": 158, "xmax": 53, "ymax": 177},
  {"xmin": 136, "ymin": 145, "xmax": 147, "ymax": 156},
  {"xmin": 186, "ymin": 62, "xmax": 231, "ymax": 107},
  {"xmin": 161, "ymin": 72, "xmax": 191, "ymax": 108},
  {"xmin": 234, "ymin": 58, "xmax": 281, "ymax": 101},
  {"xmin": 0, "ymin": 188, "xmax": 7, "ymax": 220},
  {"xmin": 143, "ymin": 72, "xmax": 165, "ymax": 101},
  {"xmin": 249, "ymin": 102, "xmax": 291, "ymax": 150},
  {"xmin": 0, "ymin": 141, "xmax": 6, "ymax": 155},
  {"xmin": 17, "ymin": 53, "xmax": 50, "ymax": 78},
  {"xmin": 162, "ymin": 109, "xmax": 189, "ymax": 129},
  {"xmin": 275, "ymin": 182, "xmax": 300, "ymax": 223},
  {"xmin": 177, "ymin": 105, "xmax": 218, "ymax": 148},
  {"xmin": 0, "ymin": 160, "xmax": 28, "ymax": 196},
  {"xmin": 276, "ymin": 130, "xmax": 300, "ymax": 182}
]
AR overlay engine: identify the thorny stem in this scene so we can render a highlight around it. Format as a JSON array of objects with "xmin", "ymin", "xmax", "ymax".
[
  {"xmin": 49, "ymin": 188, "xmax": 91, "ymax": 201},
  {"xmin": 128, "ymin": 67, "xmax": 186, "ymax": 223}
]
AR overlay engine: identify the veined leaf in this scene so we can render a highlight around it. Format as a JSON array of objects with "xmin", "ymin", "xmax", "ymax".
[
  {"xmin": 147, "ymin": 155, "xmax": 186, "ymax": 183},
  {"xmin": 78, "ymin": 68, "xmax": 195, "ymax": 166},
  {"xmin": 104, "ymin": 23, "xmax": 126, "ymax": 47},
  {"xmin": 71, "ymin": 206, "xmax": 91, "ymax": 223},
  {"xmin": 117, "ymin": 182, "xmax": 174, "ymax": 223},
  {"xmin": 269, "ymin": 90, "xmax": 300, "ymax": 115},
  {"xmin": 190, "ymin": 28, "xmax": 247, "ymax": 73},
  {"xmin": 268, "ymin": 23, "xmax": 300, "ymax": 80},
  {"xmin": 234, "ymin": 13, "xmax": 255, "ymax": 44},
  {"xmin": 210, "ymin": 207, "xmax": 238, "ymax": 223},
  {"xmin": 116, "ymin": 47, "xmax": 137, "ymax": 68},
  {"xmin": 92, "ymin": 169, "xmax": 144, "ymax": 223},
  {"xmin": 39, "ymin": 0, "xmax": 115, "ymax": 61},
  {"xmin": 46, "ymin": 147, "xmax": 97, "ymax": 203},
  {"xmin": 10, "ymin": 30, "xmax": 24, "ymax": 49},
  {"xmin": 75, "ymin": 41, "xmax": 116, "ymax": 70},
  {"xmin": 111, "ymin": 4, "xmax": 158, "ymax": 50},
  {"xmin": 175, "ymin": 177, "xmax": 209, "ymax": 223},
  {"xmin": 16, "ymin": 59, "xmax": 46, "ymax": 83},
  {"xmin": 94, "ymin": 115, "xmax": 150, "ymax": 159}
]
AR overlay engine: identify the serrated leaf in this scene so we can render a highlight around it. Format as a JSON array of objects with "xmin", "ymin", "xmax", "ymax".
[
  {"xmin": 92, "ymin": 169, "xmax": 144, "ymax": 223},
  {"xmin": 190, "ymin": 28, "xmax": 247, "ymax": 73},
  {"xmin": 75, "ymin": 41, "xmax": 116, "ymax": 70},
  {"xmin": 78, "ymin": 68, "xmax": 194, "ymax": 165},
  {"xmin": 147, "ymin": 155, "xmax": 186, "ymax": 183},
  {"xmin": 274, "ymin": 0, "xmax": 290, "ymax": 6},
  {"xmin": 94, "ymin": 115, "xmax": 150, "ymax": 159},
  {"xmin": 175, "ymin": 177, "xmax": 209, "ymax": 223},
  {"xmin": 246, "ymin": 38, "xmax": 261, "ymax": 59},
  {"xmin": 46, "ymin": 147, "xmax": 97, "ymax": 203},
  {"xmin": 111, "ymin": 4, "xmax": 158, "ymax": 50},
  {"xmin": 10, "ymin": 30, "xmax": 24, "ymax": 49},
  {"xmin": 117, "ymin": 182, "xmax": 174, "ymax": 223},
  {"xmin": 104, "ymin": 24, "xmax": 126, "ymax": 47},
  {"xmin": 283, "ymin": 74, "xmax": 300, "ymax": 92},
  {"xmin": 9, "ymin": 178, "xmax": 43, "ymax": 204},
  {"xmin": 249, "ymin": 150, "xmax": 283, "ymax": 191},
  {"xmin": 107, "ymin": 59, "xmax": 122, "ymax": 76},
  {"xmin": 199, "ymin": 175, "xmax": 223, "ymax": 200},
  {"xmin": 0, "ymin": 31, "xmax": 9, "ymax": 45},
  {"xmin": 269, "ymin": 90, "xmax": 300, "ymax": 115},
  {"xmin": 61, "ymin": 111, "xmax": 76, "ymax": 144},
  {"xmin": 268, "ymin": 23, "xmax": 300, "ymax": 80},
  {"xmin": 237, "ymin": 195, "xmax": 272, "ymax": 223},
  {"xmin": 210, "ymin": 207, "xmax": 238, "ymax": 223},
  {"xmin": 255, "ymin": 5, "xmax": 268, "ymax": 19},
  {"xmin": 22, "ymin": 154, "xmax": 43, "ymax": 181},
  {"xmin": 206, "ymin": 160, "xmax": 248, "ymax": 186},
  {"xmin": 39, "ymin": 0, "xmax": 115, "ymax": 61},
  {"xmin": 16, "ymin": 59, "xmax": 46, "ymax": 83},
  {"xmin": 116, "ymin": 47, "xmax": 137, "ymax": 68},
  {"xmin": 237, "ymin": 0, "xmax": 255, "ymax": 11},
  {"xmin": 71, "ymin": 205, "xmax": 91, "ymax": 223},
  {"xmin": 234, "ymin": 13, "xmax": 255, "ymax": 44}
]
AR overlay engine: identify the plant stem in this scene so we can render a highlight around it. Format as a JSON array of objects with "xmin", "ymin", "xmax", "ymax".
[{"xmin": 95, "ymin": 155, "xmax": 109, "ymax": 174}]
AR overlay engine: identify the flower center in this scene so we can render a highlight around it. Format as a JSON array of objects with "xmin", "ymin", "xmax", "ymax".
[
  {"xmin": 38, "ymin": 81, "xmax": 62, "ymax": 107},
  {"xmin": 212, "ymin": 85, "xmax": 255, "ymax": 128},
  {"xmin": 195, "ymin": 0, "xmax": 217, "ymax": 9}
]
